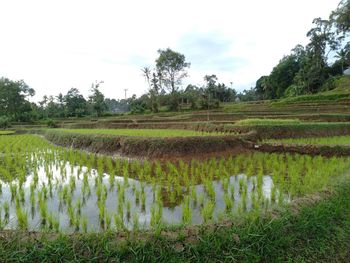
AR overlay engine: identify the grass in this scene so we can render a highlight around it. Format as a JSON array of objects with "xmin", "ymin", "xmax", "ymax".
[
  {"xmin": 51, "ymin": 128, "xmax": 214, "ymax": 137},
  {"xmin": 271, "ymin": 76, "xmax": 350, "ymax": 106},
  {"xmin": 264, "ymin": 135, "xmax": 350, "ymax": 146},
  {"xmin": 0, "ymin": 130, "xmax": 14, "ymax": 135},
  {"xmin": 235, "ymin": 118, "xmax": 301, "ymax": 126}
]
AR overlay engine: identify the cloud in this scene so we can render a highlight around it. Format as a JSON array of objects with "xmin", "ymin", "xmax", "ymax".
[
  {"xmin": 0, "ymin": 0, "xmax": 340, "ymax": 101},
  {"xmin": 177, "ymin": 31, "xmax": 247, "ymax": 72}
]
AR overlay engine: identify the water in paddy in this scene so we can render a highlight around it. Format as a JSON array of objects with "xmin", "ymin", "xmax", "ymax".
[{"xmin": 0, "ymin": 161, "xmax": 285, "ymax": 232}]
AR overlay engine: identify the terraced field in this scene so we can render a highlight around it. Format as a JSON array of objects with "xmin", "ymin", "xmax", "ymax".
[
  {"xmin": 53, "ymin": 128, "xmax": 215, "ymax": 137},
  {"xmin": 265, "ymin": 136, "xmax": 350, "ymax": 146},
  {"xmin": 0, "ymin": 135, "xmax": 349, "ymax": 233}
]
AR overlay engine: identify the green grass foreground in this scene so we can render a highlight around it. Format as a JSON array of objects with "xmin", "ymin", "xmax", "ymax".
[
  {"xmin": 265, "ymin": 135, "xmax": 350, "ymax": 146},
  {"xmin": 1, "ymin": 177, "xmax": 350, "ymax": 262},
  {"xmin": 52, "ymin": 128, "xmax": 214, "ymax": 137}
]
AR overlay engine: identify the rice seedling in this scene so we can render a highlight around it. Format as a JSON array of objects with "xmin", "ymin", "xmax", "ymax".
[
  {"xmin": 39, "ymin": 199, "xmax": 48, "ymax": 226},
  {"xmin": 69, "ymin": 176, "xmax": 76, "ymax": 192},
  {"xmin": 113, "ymin": 214, "xmax": 124, "ymax": 231},
  {"xmin": 201, "ymin": 200, "xmax": 215, "ymax": 223},
  {"xmin": 182, "ymin": 196, "xmax": 192, "ymax": 225},
  {"xmin": 74, "ymin": 215, "xmax": 81, "ymax": 232},
  {"xmin": 76, "ymin": 197, "xmax": 82, "ymax": 215},
  {"xmin": 82, "ymin": 217, "xmax": 88, "ymax": 233},
  {"xmin": 1, "ymin": 134, "xmax": 349, "ymax": 233},
  {"xmin": 16, "ymin": 205, "xmax": 28, "ymax": 230},
  {"xmin": 230, "ymin": 184, "xmax": 235, "ymax": 200},
  {"xmin": 105, "ymin": 213, "xmax": 112, "ymax": 230},
  {"xmin": 224, "ymin": 192, "xmax": 232, "ymax": 212},
  {"xmin": 140, "ymin": 190, "xmax": 146, "ymax": 211},
  {"xmin": 126, "ymin": 200, "xmax": 131, "ymax": 221},
  {"xmin": 132, "ymin": 212, "xmax": 139, "ymax": 231},
  {"xmin": 3, "ymin": 202, "xmax": 10, "ymax": 222}
]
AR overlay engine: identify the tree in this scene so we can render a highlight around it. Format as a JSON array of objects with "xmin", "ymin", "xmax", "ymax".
[
  {"xmin": 155, "ymin": 48, "xmax": 190, "ymax": 94},
  {"xmin": 141, "ymin": 66, "xmax": 152, "ymax": 89},
  {"xmin": 39, "ymin": 95, "xmax": 48, "ymax": 119},
  {"xmin": 335, "ymin": 48, "xmax": 349, "ymax": 72},
  {"xmin": 184, "ymin": 84, "xmax": 200, "ymax": 110},
  {"xmin": 331, "ymin": 0, "xmax": 350, "ymax": 35},
  {"xmin": 149, "ymin": 72, "xmax": 160, "ymax": 112},
  {"xmin": 269, "ymin": 55, "xmax": 301, "ymax": 98},
  {"xmin": 64, "ymin": 88, "xmax": 87, "ymax": 117},
  {"xmin": 0, "ymin": 78, "xmax": 35, "ymax": 121},
  {"xmin": 141, "ymin": 67, "xmax": 160, "ymax": 113},
  {"xmin": 89, "ymin": 82, "xmax": 107, "ymax": 117},
  {"xmin": 255, "ymin": 76, "xmax": 269, "ymax": 99},
  {"xmin": 56, "ymin": 93, "xmax": 65, "ymax": 117}
]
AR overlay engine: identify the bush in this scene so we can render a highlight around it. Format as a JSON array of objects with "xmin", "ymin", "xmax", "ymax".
[
  {"xmin": 284, "ymin": 85, "xmax": 305, "ymax": 97},
  {"xmin": 0, "ymin": 116, "xmax": 11, "ymax": 129},
  {"xmin": 46, "ymin": 119, "xmax": 58, "ymax": 128}
]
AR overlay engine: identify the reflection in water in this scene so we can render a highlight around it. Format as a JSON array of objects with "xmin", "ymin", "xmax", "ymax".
[{"xmin": 0, "ymin": 162, "xmax": 287, "ymax": 232}]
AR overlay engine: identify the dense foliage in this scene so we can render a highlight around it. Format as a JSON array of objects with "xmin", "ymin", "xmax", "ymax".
[{"xmin": 253, "ymin": 0, "xmax": 350, "ymax": 100}]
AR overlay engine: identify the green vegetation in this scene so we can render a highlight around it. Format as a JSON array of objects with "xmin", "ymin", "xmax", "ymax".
[
  {"xmin": 0, "ymin": 116, "xmax": 11, "ymax": 129},
  {"xmin": 0, "ymin": 134, "xmax": 349, "ymax": 233},
  {"xmin": 0, "ymin": 1, "xmax": 348, "ymax": 261},
  {"xmin": 265, "ymin": 135, "xmax": 350, "ymax": 146},
  {"xmin": 53, "ymin": 128, "xmax": 213, "ymax": 137},
  {"xmin": 235, "ymin": 118, "xmax": 301, "ymax": 125},
  {"xmin": 196, "ymin": 121, "xmax": 350, "ymax": 140},
  {"xmin": 0, "ymin": 131, "xmax": 14, "ymax": 135},
  {"xmin": 1, "ymin": 176, "xmax": 350, "ymax": 262},
  {"xmin": 253, "ymin": 1, "xmax": 350, "ymax": 101}
]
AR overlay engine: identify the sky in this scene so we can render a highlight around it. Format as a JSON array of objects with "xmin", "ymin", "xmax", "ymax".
[{"xmin": 0, "ymin": 0, "xmax": 341, "ymax": 102}]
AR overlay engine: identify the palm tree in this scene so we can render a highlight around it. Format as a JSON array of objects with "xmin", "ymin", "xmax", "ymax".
[
  {"xmin": 141, "ymin": 66, "xmax": 151, "ymax": 89},
  {"xmin": 335, "ymin": 49, "xmax": 348, "ymax": 73}
]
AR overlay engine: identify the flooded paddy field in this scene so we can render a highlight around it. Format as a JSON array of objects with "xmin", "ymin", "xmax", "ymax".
[{"xmin": 0, "ymin": 135, "xmax": 349, "ymax": 233}]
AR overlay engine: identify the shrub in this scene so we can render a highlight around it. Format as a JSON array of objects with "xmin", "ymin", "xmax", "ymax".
[
  {"xmin": 0, "ymin": 116, "xmax": 11, "ymax": 129},
  {"xmin": 46, "ymin": 119, "xmax": 58, "ymax": 128}
]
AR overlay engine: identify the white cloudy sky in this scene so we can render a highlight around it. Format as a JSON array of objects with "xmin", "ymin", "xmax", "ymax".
[{"xmin": 0, "ymin": 0, "xmax": 340, "ymax": 101}]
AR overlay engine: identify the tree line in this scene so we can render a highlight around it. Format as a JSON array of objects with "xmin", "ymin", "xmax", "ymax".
[
  {"xmin": 134, "ymin": 48, "xmax": 237, "ymax": 113},
  {"xmin": 0, "ymin": 48, "xmax": 238, "ymax": 124},
  {"xmin": 248, "ymin": 0, "xmax": 350, "ymax": 101},
  {"xmin": 1, "ymin": 0, "xmax": 348, "ymax": 125},
  {"xmin": 0, "ymin": 78, "xmax": 113, "ymax": 126}
]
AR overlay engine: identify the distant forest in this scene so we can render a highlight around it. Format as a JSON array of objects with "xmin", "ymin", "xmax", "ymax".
[{"xmin": 0, "ymin": 0, "xmax": 349, "ymax": 125}]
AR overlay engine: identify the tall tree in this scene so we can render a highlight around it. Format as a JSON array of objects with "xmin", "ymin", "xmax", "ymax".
[
  {"xmin": 141, "ymin": 66, "xmax": 152, "ymax": 90},
  {"xmin": 331, "ymin": 0, "xmax": 350, "ymax": 35},
  {"xmin": 89, "ymin": 82, "xmax": 107, "ymax": 117},
  {"xmin": 0, "ymin": 78, "xmax": 35, "ymax": 120},
  {"xmin": 155, "ymin": 48, "xmax": 190, "ymax": 94},
  {"xmin": 335, "ymin": 49, "xmax": 349, "ymax": 72},
  {"xmin": 64, "ymin": 88, "xmax": 87, "ymax": 117},
  {"xmin": 56, "ymin": 93, "xmax": 65, "ymax": 117}
]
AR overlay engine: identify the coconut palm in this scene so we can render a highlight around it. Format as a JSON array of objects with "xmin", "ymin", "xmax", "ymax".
[{"xmin": 335, "ymin": 49, "xmax": 348, "ymax": 73}]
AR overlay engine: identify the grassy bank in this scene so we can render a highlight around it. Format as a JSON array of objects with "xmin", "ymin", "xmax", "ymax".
[
  {"xmin": 0, "ymin": 131, "xmax": 14, "ymax": 135},
  {"xmin": 52, "ymin": 128, "xmax": 212, "ymax": 137},
  {"xmin": 264, "ymin": 135, "xmax": 350, "ymax": 146},
  {"xmin": 196, "ymin": 122, "xmax": 350, "ymax": 140},
  {"xmin": 1, "ymin": 176, "xmax": 350, "ymax": 262},
  {"xmin": 43, "ymin": 130, "xmax": 248, "ymax": 158}
]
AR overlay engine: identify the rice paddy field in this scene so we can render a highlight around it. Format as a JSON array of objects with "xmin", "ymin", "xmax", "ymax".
[
  {"xmin": 0, "ymin": 134, "xmax": 349, "ymax": 234},
  {"xmin": 53, "ymin": 128, "xmax": 214, "ymax": 137},
  {"xmin": 4, "ymin": 98, "xmax": 350, "ymax": 261},
  {"xmin": 264, "ymin": 136, "xmax": 350, "ymax": 146},
  {"xmin": 0, "ymin": 131, "xmax": 14, "ymax": 135}
]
